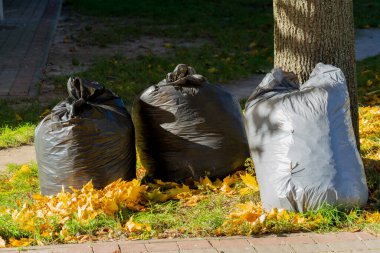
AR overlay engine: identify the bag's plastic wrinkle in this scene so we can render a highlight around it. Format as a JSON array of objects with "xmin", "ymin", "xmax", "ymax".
[
  {"xmin": 245, "ymin": 63, "xmax": 368, "ymax": 212},
  {"xmin": 133, "ymin": 64, "xmax": 249, "ymax": 182},
  {"xmin": 35, "ymin": 77, "xmax": 136, "ymax": 195}
]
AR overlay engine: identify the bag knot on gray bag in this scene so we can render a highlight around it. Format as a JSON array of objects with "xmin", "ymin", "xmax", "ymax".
[
  {"xmin": 133, "ymin": 64, "xmax": 249, "ymax": 182},
  {"xmin": 35, "ymin": 77, "xmax": 136, "ymax": 195},
  {"xmin": 245, "ymin": 63, "xmax": 368, "ymax": 212}
]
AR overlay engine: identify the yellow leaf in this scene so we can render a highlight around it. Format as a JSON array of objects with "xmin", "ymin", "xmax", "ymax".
[
  {"xmin": 292, "ymin": 213, "xmax": 305, "ymax": 225},
  {"xmin": 166, "ymin": 185, "xmax": 192, "ymax": 199},
  {"xmin": 0, "ymin": 236, "xmax": 5, "ymax": 248},
  {"xmin": 164, "ymin": 43, "xmax": 173, "ymax": 48},
  {"xmin": 81, "ymin": 181, "xmax": 94, "ymax": 193},
  {"xmin": 220, "ymin": 183, "xmax": 233, "ymax": 193},
  {"xmin": 238, "ymin": 187, "xmax": 250, "ymax": 195},
  {"xmin": 60, "ymin": 227, "xmax": 70, "ymax": 237},
  {"xmin": 181, "ymin": 195, "xmax": 207, "ymax": 207},
  {"xmin": 365, "ymin": 211, "xmax": 380, "ymax": 223},
  {"xmin": 15, "ymin": 114, "xmax": 22, "ymax": 121},
  {"xmin": 223, "ymin": 174, "xmax": 240, "ymax": 186},
  {"xmin": 267, "ymin": 208, "xmax": 278, "ymax": 220},
  {"xmin": 125, "ymin": 217, "xmax": 151, "ymax": 233},
  {"xmin": 197, "ymin": 176, "xmax": 217, "ymax": 191},
  {"xmin": 41, "ymin": 231, "xmax": 52, "ymax": 238},
  {"xmin": 145, "ymin": 188, "xmax": 169, "ymax": 202},
  {"xmin": 277, "ymin": 209, "xmax": 290, "ymax": 220},
  {"xmin": 228, "ymin": 202, "xmax": 263, "ymax": 223},
  {"xmin": 240, "ymin": 173, "xmax": 259, "ymax": 192},
  {"xmin": 19, "ymin": 164, "xmax": 31, "ymax": 173},
  {"xmin": 207, "ymin": 67, "xmax": 218, "ymax": 74},
  {"xmin": 103, "ymin": 198, "xmax": 119, "ymax": 215},
  {"xmin": 32, "ymin": 193, "xmax": 48, "ymax": 202},
  {"xmin": 154, "ymin": 179, "xmax": 178, "ymax": 188},
  {"xmin": 9, "ymin": 238, "xmax": 33, "ymax": 247},
  {"xmin": 249, "ymin": 41, "xmax": 257, "ymax": 48},
  {"xmin": 367, "ymin": 80, "xmax": 373, "ymax": 86},
  {"xmin": 124, "ymin": 179, "xmax": 147, "ymax": 202}
]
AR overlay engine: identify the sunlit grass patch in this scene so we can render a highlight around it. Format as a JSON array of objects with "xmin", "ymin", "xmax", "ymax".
[
  {"xmin": 0, "ymin": 163, "xmax": 39, "ymax": 211},
  {"xmin": 0, "ymin": 144, "xmax": 379, "ymax": 248},
  {"xmin": 0, "ymin": 124, "xmax": 36, "ymax": 149},
  {"xmin": 0, "ymin": 100, "xmax": 41, "ymax": 149}
]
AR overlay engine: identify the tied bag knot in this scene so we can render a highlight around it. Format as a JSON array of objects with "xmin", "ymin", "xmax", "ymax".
[
  {"xmin": 66, "ymin": 77, "xmax": 126, "ymax": 117},
  {"xmin": 67, "ymin": 77, "xmax": 104, "ymax": 117},
  {"xmin": 158, "ymin": 64, "xmax": 206, "ymax": 87}
]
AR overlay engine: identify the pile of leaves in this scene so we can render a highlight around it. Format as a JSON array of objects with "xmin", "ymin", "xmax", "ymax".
[{"xmin": 0, "ymin": 106, "xmax": 379, "ymax": 248}]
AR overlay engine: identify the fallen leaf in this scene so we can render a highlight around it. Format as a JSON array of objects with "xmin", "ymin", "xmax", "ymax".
[
  {"xmin": 9, "ymin": 238, "xmax": 33, "ymax": 247},
  {"xmin": 0, "ymin": 236, "xmax": 5, "ymax": 248}
]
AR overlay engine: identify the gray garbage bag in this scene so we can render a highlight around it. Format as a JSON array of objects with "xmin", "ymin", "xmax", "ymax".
[
  {"xmin": 35, "ymin": 77, "xmax": 136, "ymax": 195},
  {"xmin": 133, "ymin": 64, "xmax": 249, "ymax": 182},
  {"xmin": 245, "ymin": 63, "xmax": 368, "ymax": 212}
]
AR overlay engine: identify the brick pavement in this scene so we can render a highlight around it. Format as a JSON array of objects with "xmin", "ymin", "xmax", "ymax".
[
  {"xmin": 0, "ymin": 232, "xmax": 379, "ymax": 253},
  {"xmin": 0, "ymin": 0, "xmax": 61, "ymax": 98}
]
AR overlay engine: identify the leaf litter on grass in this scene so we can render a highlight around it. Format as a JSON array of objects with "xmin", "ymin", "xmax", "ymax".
[{"xmin": 0, "ymin": 107, "xmax": 379, "ymax": 247}]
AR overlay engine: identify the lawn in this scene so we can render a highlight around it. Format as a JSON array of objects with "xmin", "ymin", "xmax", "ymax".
[
  {"xmin": 0, "ymin": 0, "xmax": 379, "ymax": 248},
  {"xmin": 0, "ymin": 111, "xmax": 379, "ymax": 247},
  {"xmin": 1, "ymin": 0, "xmax": 379, "ymax": 148}
]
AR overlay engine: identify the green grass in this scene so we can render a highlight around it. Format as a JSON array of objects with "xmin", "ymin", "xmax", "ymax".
[
  {"xmin": 0, "ymin": 100, "xmax": 41, "ymax": 127},
  {"xmin": 0, "ymin": 124, "xmax": 35, "ymax": 149},
  {"xmin": 64, "ymin": 214, "xmax": 120, "ymax": 237},
  {"xmin": 0, "ymin": 163, "xmax": 40, "ymax": 210},
  {"xmin": 54, "ymin": 0, "xmax": 276, "ymax": 104},
  {"xmin": 132, "ymin": 194, "xmax": 235, "ymax": 238},
  {"xmin": 0, "ymin": 162, "xmax": 378, "ymax": 244},
  {"xmin": 0, "ymin": 0, "xmax": 379, "ymax": 149},
  {"xmin": 0, "ymin": 100, "xmax": 41, "ymax": 149},
  {"xmin": 354, "ymin": 0, "xmax": 380, "ymax": 28},
  {"xmin": 67, "ymin": 0, "xmax": 380, "ymax": 29},
  {"xmin": 0, "ymin": 214, "xmax": 31, "ymax": 242},
  {"xmin": 357, "ymin": 55, "xmax": 380, "ymax": 106}
]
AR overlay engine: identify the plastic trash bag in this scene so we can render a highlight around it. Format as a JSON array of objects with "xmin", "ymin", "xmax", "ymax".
[
  {"xmin": 133, "ymin": 64, "xmax": 249, "ymax": 182},
  {"xmin": 35, "ymin": 77, "xmax": 136, "ymax": 195},
  {"xmin": 245, "ymin": 63, "xmax": 368, "ymax": 211}
]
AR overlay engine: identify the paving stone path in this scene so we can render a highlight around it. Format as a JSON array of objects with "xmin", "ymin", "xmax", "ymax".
[
  {"xmin": 0, "ymin": 232, "xmax": 379, "ymax": 253},
  {"xmin": 0, "ymin": 0, "xmax": 61, "ymax": 97}
]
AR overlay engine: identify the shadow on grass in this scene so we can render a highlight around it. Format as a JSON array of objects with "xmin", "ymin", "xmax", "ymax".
[{"xmin": 363, "ymin": 158, "xmax": 380, "ymax": 210}]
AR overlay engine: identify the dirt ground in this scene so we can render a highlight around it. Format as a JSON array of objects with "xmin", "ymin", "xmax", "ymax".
[
  {"xmin": 39, "ymin": 5, "xmax": 206, "ymax": 106},
  {"xmin": 0, "ymin": 145, "xmax": 36, "ymax": 172}
]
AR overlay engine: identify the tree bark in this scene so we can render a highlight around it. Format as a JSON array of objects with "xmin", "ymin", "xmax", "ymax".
[{"xmin": 273, "ymin": 0, "xmax": 359, "ymax": 147}]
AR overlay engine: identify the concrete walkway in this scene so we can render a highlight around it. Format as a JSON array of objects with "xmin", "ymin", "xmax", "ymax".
[
  {"xmin": 0, "ymin": 0, "xmax": 61, "ymax": 97},
  {"xmin": 356, "ymin": 29, "xmax": 380, "ymax": 61},
  {"xmin": 0, "ymin": 232, "xmax": 378, "ymax": 253},
  {"xmin": 0, "ymin": 145, "xmax": 35, "ymax": 171},
  {"xmin": 223, "ymin": 28, "xmax": 380, "ymax": 101}
]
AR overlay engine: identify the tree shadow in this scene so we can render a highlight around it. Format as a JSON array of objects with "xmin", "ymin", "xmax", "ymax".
[
  {"xmin": 245, "ymin": 73, "xmax": 298, "ymax": 158},
  {"xmin": 362, "ymin": 157, "xmax": 380, "ymax": 210}
]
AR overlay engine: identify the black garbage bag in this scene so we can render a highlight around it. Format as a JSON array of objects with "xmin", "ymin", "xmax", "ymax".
[
  {"xmin": 35, "ymin": 77, "xmax": 136, "ymax": 195},
  {"xmin": 133, "ymin": 64, "xmax": 249, "ymax": 182},
  {"xmin": 245, "ymin": 63, "xmax": 368, "ymax": 211}
]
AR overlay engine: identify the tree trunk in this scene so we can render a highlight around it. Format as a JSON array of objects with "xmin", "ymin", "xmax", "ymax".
[{"xmin": 273, "ymin": 0, "xmax": 359, "ymax": 148}]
